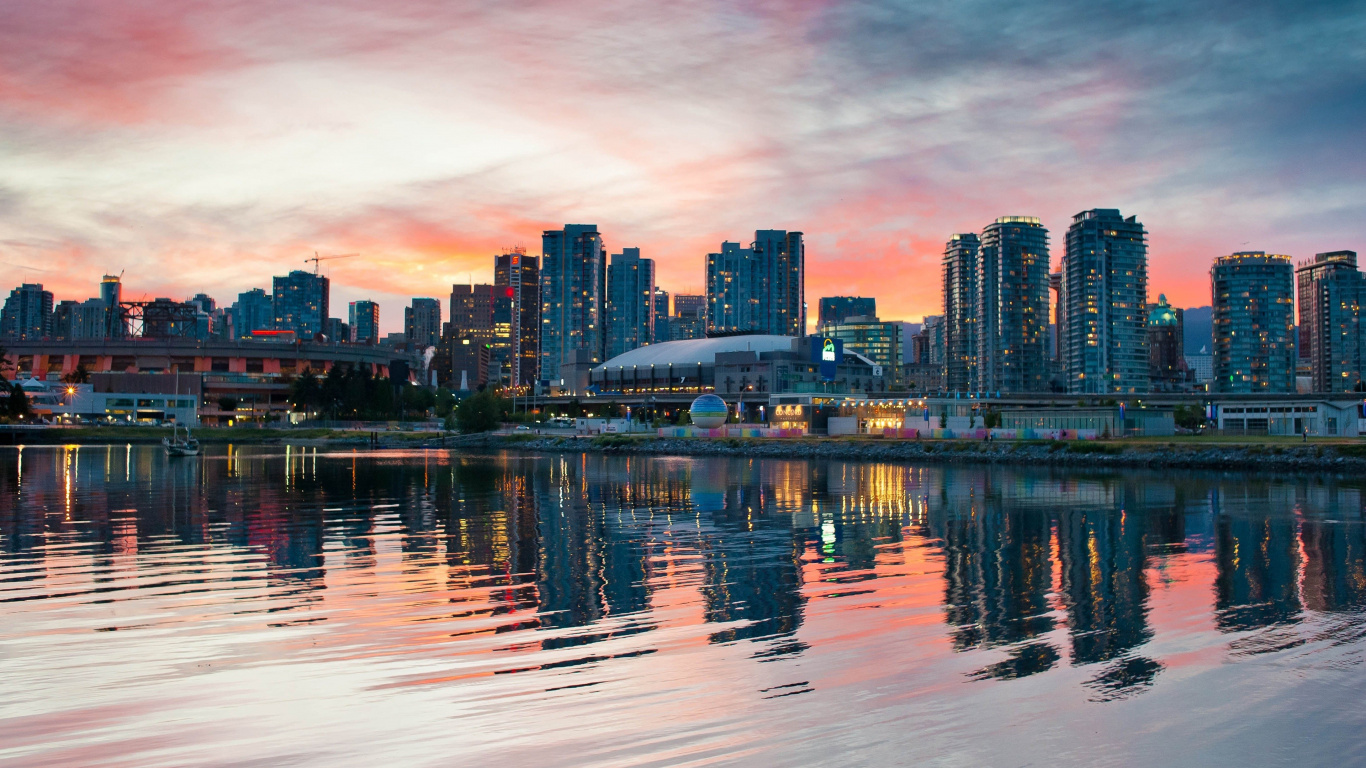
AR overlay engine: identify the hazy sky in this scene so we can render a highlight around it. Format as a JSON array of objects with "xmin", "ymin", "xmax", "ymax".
[{"xmin": 2, "ymin": 0, "xmax": 1364, "ymax": 332}]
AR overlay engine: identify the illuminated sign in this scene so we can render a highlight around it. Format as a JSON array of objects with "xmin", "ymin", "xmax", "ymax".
[{"xmin": 822, "ymin": 338, "xmax": 836, "ymax": 362}]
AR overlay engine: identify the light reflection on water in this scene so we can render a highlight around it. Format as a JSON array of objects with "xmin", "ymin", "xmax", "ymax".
[{"xmin": 3, "ymin": 445, "xmax": 1366, "ymax": 766}]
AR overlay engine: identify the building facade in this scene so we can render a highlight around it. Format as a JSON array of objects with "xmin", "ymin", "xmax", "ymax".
[
  {"xmin": 1060, "ymin": 209, "xmax": 1149, "ymax": 393},
  {"xmin": 818, "ymin": 297, "xmax": 876, "ymax": 328},
  {"xmin": 1296, "ymin": 250, "xmax": 1363, "ymax": 393},
  {"xmin": 405, "ymin": 298, "xmax": 442, "ymax": 350},
  {"xmin": 821, "ymin": 316, "xmax": 903, "ymax": 373},
  {"xmin": 975, "ymin": 218, "xmax": 1049, "ymax": 392},
  {"xmin": 942, "ymin": 233, "xmax": 979, "ymax": 392},
  {"xmin": 272, "ymin": 271, "xmax": 329, "ymax": 339},
  {"xmin": 1211, "ymin": 252, "xmax": 1296, "ymax": 393},
  {"xmin": 605, "ymin": 247, "xmax": 656, "ymax": 360},
  {"xmin": 652, "ymin": 288, "xmax": 671, "ymax": 343},
  {"xmin": 231, "ymin": 288, "xmax": 274, "ymax": 339},
  {"xmin": 540, "ymin": 224, "xmax": 604, "ymax": 382},
  {"xmin": 706, "ymin": 231, "xmax": 805, "ymax": 337},
  {"xmin": 348, "ymin": 300, "xmax": 380, "ymax": 345},
  {"xmin": 494, "ymin": 249, "xmax": 540, "ymax": 387},
  {"xmin": 1, "ymin": 283, "xmax": 54, "ymax": 341}
]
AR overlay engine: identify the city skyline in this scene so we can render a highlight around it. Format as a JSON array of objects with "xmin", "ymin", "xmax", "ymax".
[{"xmin": 3, "ymin": 2, "xmax": 1364, "ymax": 333}]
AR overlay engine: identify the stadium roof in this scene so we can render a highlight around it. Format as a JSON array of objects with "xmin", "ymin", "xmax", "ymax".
[{"xmin": 594, "ymin": 335, "xmax": 796, "ymax": 370}]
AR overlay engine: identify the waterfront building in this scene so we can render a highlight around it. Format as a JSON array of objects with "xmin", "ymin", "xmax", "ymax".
[
  {"xmin": 818, "ymin": 297, "xmax": 876, "ymax": 328},
  {"xmin": 706, "ymin": 231, "xmax": 805, "ymax": 337},
  {"xmin": 1210, "ymin": 252, "xmax": 1295, "ymax": 393},
  {"xmin": 1, "ymin": 283, "xmax": 54, "ymax": 341},
  {"xmin": 494, "ymin": 249, "xmax": 540, "ymax": 387},
  {"xmin": 1146, "ymin": 295, "xmax": 1188, "ymax": 391},
  {"xmin": 405, "ymin": 298, "xmax": 442, "ymax": 350},
  {"xmin": 605, "ymin": 247, "xmax": 656, "ymax": 360},
  {"xmin": 272, "ymin": 270, "xmax": 329, "ymax": 339},
  {"xmin": 822, "ymin": 316, "xmax": 902, "ymax": 373},
  {"xmin": 1296, "ymin": 250, "xmax": 1363, "ymax": 392},
  {"xmin": 348, "ymin": 300, "xmax": 380, "ymax": 345},
  {"xmin": 1060, "ymin": 209, "xmax": 1149, "ymax": 393},
  {"xmin": 540, "ymin": 224, "xmax": 604, "ymax": 382},
  {"xmin": 942, "ymin": 233, "xmax": 979, "ymax": 392},
  {"xmin": 975, "ymin": 218, "xmax": 1050, "ymax": 392}
]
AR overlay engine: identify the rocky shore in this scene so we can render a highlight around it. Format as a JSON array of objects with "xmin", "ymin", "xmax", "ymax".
[{"xmin": 459, "ymin": 433, "xmax": 1366, "ymax": 475}]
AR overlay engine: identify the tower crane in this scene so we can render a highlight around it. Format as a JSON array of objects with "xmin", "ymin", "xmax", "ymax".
[{"xmin": 305, "ymin": 252, "xmax": 359, "ymax": 274}]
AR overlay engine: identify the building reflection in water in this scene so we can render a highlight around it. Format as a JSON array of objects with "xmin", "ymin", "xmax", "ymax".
[{"xmin": 3, "ymin": 446, "xmax": 1366, "ymax": 702}]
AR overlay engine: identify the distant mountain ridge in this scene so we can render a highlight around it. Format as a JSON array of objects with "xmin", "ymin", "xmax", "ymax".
[{"xmin": 1182, "ymin": 306, "xmax": 1212, "ymax": 354}]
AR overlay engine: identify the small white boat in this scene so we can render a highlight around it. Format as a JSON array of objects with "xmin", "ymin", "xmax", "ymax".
[{"xmin": 163, "ymin": 424, "xmax": 200, "ymax": 456}]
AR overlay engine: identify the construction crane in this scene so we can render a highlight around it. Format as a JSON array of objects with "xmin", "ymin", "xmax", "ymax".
[{"xmin": 304, "ymin": 252, "xmax": 359, "ymax": 274}]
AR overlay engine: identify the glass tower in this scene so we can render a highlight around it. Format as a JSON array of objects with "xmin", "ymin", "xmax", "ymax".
[
  {"xmin": 1060, "ymin": 209, "xmax": 1149, "ymax": 393},
  {"xmin": 975, "ymin": 218, "xmax": 1050, "ymax": 393},
  {"xmin": 1211, "ymin": 252, "xmax": 1295, "ymax": 393}
]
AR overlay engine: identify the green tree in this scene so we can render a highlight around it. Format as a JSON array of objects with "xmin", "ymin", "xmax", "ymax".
[
  {"xmin": 454, "ymin": 388, "xmax": 508, "ymax": 433},
  {"xmin": 434, "ymin": 387, "xmax": 456, "ymax": 417}
]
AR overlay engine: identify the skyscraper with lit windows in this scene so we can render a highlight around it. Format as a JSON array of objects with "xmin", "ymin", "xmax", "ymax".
[
  {"xmin": 1060, "ymin": 209, "xmax": 1149, "ymax": 393},
  {"xmin": 975, "ymin": 217, "xmax": 1050, "ymax": 392},
  {"xmin": 942, "ymin": 233, "xmax": 979, "ymax": 392},
  {"xmin": 1211, "ymin": 252, "xmax": 1295, "ymax": 393},
  {"xmin": 540, "ymin": 224, "xmax": 604, "ymax": 381}
]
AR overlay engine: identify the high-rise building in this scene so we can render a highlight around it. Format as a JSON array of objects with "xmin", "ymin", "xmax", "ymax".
[
  {"xmin": 51, "ymin": 301, "xmax": 77, "ymax": 341},
  {"xmin": 605, "ymin": 247, "xmax": 655, "ymax": 360},
  {"xmin": 494, "ymin": 249, "xmax": 540, "ymax": 388},
  {"xmin": 1, "ymin": 283, "xmax": 53, "ymax": 341},
  {"xmin": 942, "ymin": 233, "xmax": 979, "ymax": 392},
  {"xmin": 101, "ymin": 274, "xmax": 125, "ymax": 339},
  {"xmin": 231, "ymin": 288, "xmax": 274, "ymax": 338},
  {"xmin": 540, "ymin": 224, "xmax": 604, "ymax": 382},
  {"xmin": 324, "ymin": 318, "xmax": 349, "ymax": 345},
  {"xmin": 671, "ymin": 293, "xmax": 706, "ymax": 341},
  {"xmin": 922, "ymin": 315, "xmax": 945, "ymax": 367},
  {"xmin": 705, "ymin": 231, "xmax": 804, "ymax": 336},
  {"xmin": 348, "ymin": 300, "xmax": 380, "ymax": 344},
  {"xmin": 1296, "ymin": 250, "xmax": 1363, "ymax": 392},
  {"xmin": 652, "ymin": 289, "xmax": 671, "ymax": 343},
  {"xmin": 1060, "ymin": 209, "xmax": 1149, "ymax": 393},
  {"xmin": 754, "ymin": 230, "xmax": 805, "ymax": 336},
  {"xmin": 818, "ymin": 297, "xmax": 876, "ymax": 328},
  {"xmin": 1211, "ymin": 252, "xmax": 1295, "ymax": 393},
  {"xmin": 976, "ymin": 217, "xmax": 1050, "ymax": 393},
  {"xmin": 1146, "ymin": 295, "xmax": 1187, "ymax": 391},
  {"xmin": 450, "ymin": 284, "xmax": 496, "ymax": 343},
  {"xmin": 272, "ymin": 270, "xmax": 329, "ymax": 339},
  {"xmin": 405, "ymin": 298, "xmax": 442, "ymax": 350}
]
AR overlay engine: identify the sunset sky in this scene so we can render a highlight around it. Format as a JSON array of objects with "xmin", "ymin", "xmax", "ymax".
[{"xmin": 2, "ymin": 0, "xmax": 1364, "ymax": 333}]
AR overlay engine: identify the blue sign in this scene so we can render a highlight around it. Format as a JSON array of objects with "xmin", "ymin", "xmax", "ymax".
[{"xmin": 811, "ymin": 336, "xmax": 843, "ymax": 381}]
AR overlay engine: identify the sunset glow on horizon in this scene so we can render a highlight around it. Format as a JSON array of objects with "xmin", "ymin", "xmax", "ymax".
[{"xmin": 3, "ymin": 0, "xmax": 1364, "ymax": 332}]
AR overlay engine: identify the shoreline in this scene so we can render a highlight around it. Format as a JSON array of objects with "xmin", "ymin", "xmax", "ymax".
[
  {"xmin": 466, "ymin": 433, "xmax": 1366, "ymax": 475},
  {"xmin": 7, "ymin": 428, "xmax": 1366, "ymax": 475}
]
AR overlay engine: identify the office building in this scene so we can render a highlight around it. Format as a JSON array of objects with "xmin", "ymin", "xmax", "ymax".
[
  {"xmin": 1296, "ymin": 251, "xmax": 1363, "ymax": 393},
  {"xmin": 942, "ymin": 233, "xmax": 979, "ymax": 392},
  {"xmin": 540, "ymin": 224, "xmax": 604, "ymax": 382},
  {"xmin": 671, "ymin": 293, "xmax": 707, "ymax": 341},
  {"xmin": 405, "ymin": 298, "xmax": 442, "ymax": 350},
  {"xmin": 272, "ymin": 270, "xmax": 329, "ymax": 339},
  {"xmin": 1060, "ymin": 209, "xmax": 1149, "ymax": 393},
  {"xmin": 705, "ymin": 231, "xmax": 805, "ymax": 337},
  {"xmin": 491, "ymin": 249, "xmax": 540, "ymax": 387},
  {"xmin": 1211, "ymin": 252, "xmax": 1295, "ymax": 393},
  {"xmin": 1146, "ymin": 295, "xmax": 1187, "ymax": 391},
  {"xmin": 231, "ymin": 288, "xmax": 274, "ymax": 338},
  {"xmin": 1, "ymin": 283, "xmax": 53, "ymax": 341},
  {"xmin": 818, "ymin": 297, "xmax": 876, "ymax": 328},
  {"xmin": 348, "ymin": 300, "xmax": 380, "ymax": 345},
  {"xmin": 975, "ymin": 218, "xmax": 1050, "ymax": 392},
  {"xmin": 324, "ymin": 318, "xmax": 349, "ymax": 345},
  {"xmin": 605, "ymin": 247, "xmax": 656, "ymax": 359},
  {"xmin": 822, "ymin": 315, "xmax": 903, "ymax": 373},
  {"xmin": 450, "ymin": 284, "xmax": 497, "ymax": 343}
]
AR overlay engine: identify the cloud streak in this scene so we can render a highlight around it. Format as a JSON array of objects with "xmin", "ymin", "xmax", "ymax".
[{"xmin": 2, "ymin": 0, "xmax": 1364, "ymax": 330}]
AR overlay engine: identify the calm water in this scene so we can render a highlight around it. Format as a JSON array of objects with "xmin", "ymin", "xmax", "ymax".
[{"xmin": 3, "ymin": 446, "xmax": 1366, "ymax": 767}]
